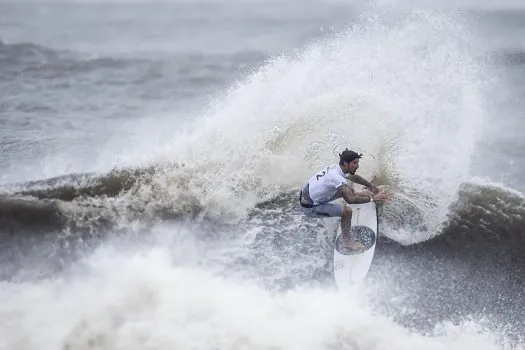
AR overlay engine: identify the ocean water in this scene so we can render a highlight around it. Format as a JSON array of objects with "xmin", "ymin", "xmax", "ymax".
[{"xmin": 1, "ymin": 1, "xmax": 524, "ymax": 349}]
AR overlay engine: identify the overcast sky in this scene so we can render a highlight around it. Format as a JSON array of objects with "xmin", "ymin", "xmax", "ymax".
[{"xmin": 0, "ymin": 0, "xmax": 523, "ymax": 7}]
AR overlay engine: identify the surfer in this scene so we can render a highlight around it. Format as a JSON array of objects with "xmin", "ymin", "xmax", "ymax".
[{"xmin": 299, "ymin": 149, "xmax": 389, "ymax": 249}]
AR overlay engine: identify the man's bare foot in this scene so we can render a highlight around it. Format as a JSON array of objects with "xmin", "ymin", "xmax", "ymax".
[{"xmin": 343, "ymin": 240, "xmax": 365, "ymax": 251}]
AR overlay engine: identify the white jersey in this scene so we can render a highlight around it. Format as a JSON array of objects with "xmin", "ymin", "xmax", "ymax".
[{"xmin": 307, "ymin": 164, "xmax": 350, "ymax": 205}]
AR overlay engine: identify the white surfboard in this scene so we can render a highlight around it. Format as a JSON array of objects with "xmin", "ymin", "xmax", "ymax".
[{"xmin": 333, "ymin": 202, "xmax": 378, "ymax": 288}]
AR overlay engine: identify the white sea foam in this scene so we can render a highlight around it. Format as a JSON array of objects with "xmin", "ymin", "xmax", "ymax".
[
  {"xmin": 96, "ymin": 7, "xmax": 488, "ymax": 242},
  {"xmin": 0, "ymin": 236, "xmax": 510, "ymax": 350}
]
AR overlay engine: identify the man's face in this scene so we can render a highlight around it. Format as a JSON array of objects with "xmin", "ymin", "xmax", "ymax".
[{"xmin": 343, "ymin": 159, "xmax": 360, "ymax": 175}]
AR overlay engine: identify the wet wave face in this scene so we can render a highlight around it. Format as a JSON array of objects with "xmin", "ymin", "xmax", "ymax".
[
  {"xmin": 367, "ymin": 181, "xmax": 525, "ymax": 339},
  {"xmin": 0, "ymin": 173, "xmax": 523, "ymax": 348},
  {"xmin": 1, "ymin": 165, "xmax": 524, "ymax": 345}
]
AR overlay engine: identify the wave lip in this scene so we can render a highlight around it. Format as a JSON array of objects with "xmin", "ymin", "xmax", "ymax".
[
  {"xmin": 445, "ymin": 180, "xmax": 525, "ymax": 245},
  {"xmin": 0, "ymin": 165, "xmax": 209, "ymax": 234}
]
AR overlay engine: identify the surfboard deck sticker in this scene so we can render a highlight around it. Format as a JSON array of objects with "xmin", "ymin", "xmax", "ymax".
[{"xmin": 333, "ymin": 202, "xmax": 378, "ymax": 288}]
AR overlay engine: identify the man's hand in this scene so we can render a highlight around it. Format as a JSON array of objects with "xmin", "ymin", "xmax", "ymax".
[{"xmin": 372, "ymin": 192, "xmax": 389, "ymax": 203}]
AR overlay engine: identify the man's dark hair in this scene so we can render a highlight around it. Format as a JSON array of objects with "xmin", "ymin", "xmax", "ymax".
[{"xmin": 339, "ymin": 148, "xmax": 362, "ymax": 165}]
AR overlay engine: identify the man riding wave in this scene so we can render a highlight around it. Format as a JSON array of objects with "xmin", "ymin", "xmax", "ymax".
[{"xmin": 299, "ymin": 149, "xmax": 389, "ymax": 249}]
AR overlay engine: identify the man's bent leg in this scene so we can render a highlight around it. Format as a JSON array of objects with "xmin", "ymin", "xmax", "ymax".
[
  {"xmin": 341, "ymin": 204, "xmax": 352, "ymax": 233},
  {"xmin": 302, "ymin": 203, "xmax": 364, "ymax": 250},
  {"xmin": 341, "ymin": 204, "xmax": 365, "ymax": 250}
]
